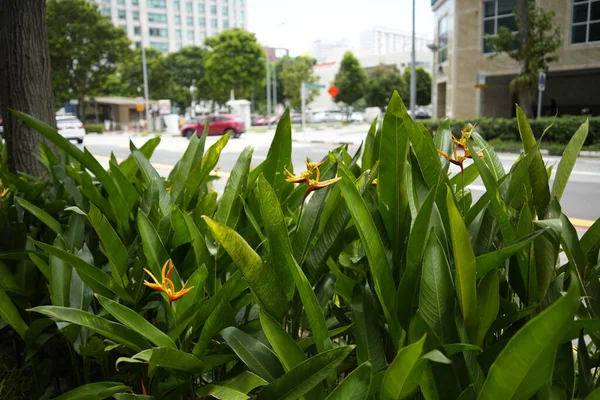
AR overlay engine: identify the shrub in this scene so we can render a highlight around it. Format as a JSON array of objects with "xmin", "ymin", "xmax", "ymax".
[
  {"xmin": 0, "ymin": 94, "xmax": 598, "ymax": 399},
  {"xmin": 83, "ymin": 123, "xmax": 104, "ymax": 133},
  {"xmin": 421, "ymin": 114, "xmax": 600, "ymax": 144}
]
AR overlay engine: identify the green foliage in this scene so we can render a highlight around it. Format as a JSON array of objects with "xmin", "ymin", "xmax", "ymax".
[
  {"xmin": 83, "ymin": 124, "xmax": 104, "ymax": 133},
  {"xmin": 333, "ymin": 51, "xmax": 367, "ymax": 106},
  {"xmin": 204, "ymin": 28, "xmax": 266, "ymax": 105},
  {"xmin": 47, "ymin": 0, "xmax": 131, "ymax": 109},
  {"xmin": 1, "ymin": 92, "xmax": 599, "ymax": 400},
  {"xmin": 400, "ymin": 66, "xmax": 432, "ymax": 106},
  {"xmin": 365, "ymin": 63, "xmax": 404, "ymax": 110},
  {"xmin": 279, "ymin": 55, "xmax": 319, "ymax": 109}
]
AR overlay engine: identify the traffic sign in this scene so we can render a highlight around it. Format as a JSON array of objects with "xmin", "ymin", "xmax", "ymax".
[
  {"xmin": 136, "ymin": 104, "xmax": 145, "ymax": 112},
  {"xmin": 328, "ymin": 85, "xmax": 339, "ymax": 98},
  {"xmin": 538, "ymin": 71, "xmax": 546, "ymax": 91},
  {"xmin": 304, "ymin": 83, "xmax": 325, "ymax": 89}
]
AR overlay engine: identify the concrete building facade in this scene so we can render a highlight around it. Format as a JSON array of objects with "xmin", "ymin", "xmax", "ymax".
[
  {"xmin": 92, "ymin": 0, "xmax": 248, "ymax": 53},
  {"xmin": 360, "ymin": 26, "xmax": 430, "ymax": 57},
  {"xmin": 431, "ymin": 0, "xmax": 600, "ymax": 119}
]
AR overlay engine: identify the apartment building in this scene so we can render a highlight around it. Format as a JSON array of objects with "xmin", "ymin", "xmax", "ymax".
[
  {"xmin": 431, "ymin": 0, "xmax": 600, "ymax": 119},
  {"xmin": 360, "ymin": 26, "xmax": 430, "ymax": 57},
  {"xmin": 92, "ymin": 0, "xmax": 248, "ymax": 53}
]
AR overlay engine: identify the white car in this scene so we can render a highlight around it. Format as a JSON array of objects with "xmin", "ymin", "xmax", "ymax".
[{"xmin": 56, "ymin": 115, "xmax": 85, "ymax": 143}]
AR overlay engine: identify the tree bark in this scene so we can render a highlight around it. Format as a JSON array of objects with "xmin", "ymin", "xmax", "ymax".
[
  {"xmin": 517, "ymin": 0, "xmax": 533, "ymax": 117},
  {"xmin": 0, "ymin": 0, "xmax": 56, "ymax": 176}
]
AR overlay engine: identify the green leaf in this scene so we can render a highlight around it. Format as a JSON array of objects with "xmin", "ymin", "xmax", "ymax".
[
  {"xmin": 337, "ymin": 162, "xmax": 400, "ymax": 345},
  {"xmin": 120, "ymin": 137, "xmax": 161, "ymax": 178},
  {"xmin": 0, "ymin": 286, "xmax": 28, "ymax": 339},
  {"xmin": 112, "ymin": 394, "xmax": 153, "ymax": 399},
  {"xmin": 127, "ymin": 347, "xmax": 203, "ymax": 373},
  {"xmin": 258, "ymin": 346, "xmax": 354, "ymax": 400},
  {"xmin": 108, "ymin": 158, "xmax": 139, "ymax": 214},
  {"xmin": 178, "ymin": 132, "xmax": 230, "ymax": 208},
  {"xmin": 16, "ymin": 197, "xmax": 62, "ymax": 234},
  {"xmin": 29, "ymin": 253, "xmax": 50, "ymax": 281},
  {"xmin": 169, "ymin": 130, "xmax": 207, "ymax": 198},
  {"xmin": 516, "ymin": 105, "xmax": 550, "ymax": 218},
  {"xmin": 362, "ymin": 118, "xmax": 378, "ymax": 171},
  {"xmin": 29, "ymin": 306, "xmax": 150, "ymax": 352},
  {"xmin": 475, "ymin": 230, "xmax": 545, "ymax": 279},
  {"xmin": 325, "ymin": 361, "xmax": 372, "ymax": 400},
  {"xmin": 256, "ymin": 176, "xmax": 331, "ymax": 352},
  {"xmin": 49, "ymin": 236, "xmax": 71, "ymax": 307},
  {"xmin": 578, "ymin": 329, "xmax": 594, "ymax": 397},
  {"xmin": 54, "ymin": 382, "xmax": 131, "ymax": 400},
  {"xmin": 380, "ymin": 335, "xmax": 426, "ymax": 400},
  {"xmin": 192, "ymin": 289, "xmax": 233, "ymax": 358},
  {"xmin": 220, "ymin": 326, "xmax": 285, "ymax": 382},
  {"xmin": 174, "ymin": 265, "xmax": 207, "ymax": 320},
  {"xmin": 130, "ymin": 143, "xmax": 171, "ymax": 216},
  {"xmin": 88, "ymin": 203, "xmax": 128, "ymax": 287},
  {"xmin": 474, "ymin": 269, "xmax": 499, "ymax": 347},
  {"xmin": 478, "ymin": 274, "xmax": 581, "ymax": 400},
  {"xmin": 222, "ymin": 371, "xmax": 269, "ymax": 393},
  {"xmin": 196, "ymin": 385, "xmax": 248, "ymax": 400},
  {"xmin": 260, "ymin": 309, "xmax": 307, "ymax": 371},
  {"xmin": 64, "ymin": 213, "xmax": 85, "ymax": 251},
  {"xmin": 586, "ymin": 388, "xmax": 600, "ymax": 400},
  {"xmin": 378, "ymin": 91, "xmax": 411, "ymax": 275},
  {"xmin": 419, "ymin": 233, "xmax": 455, "ymax": 344},
  {"xmin": 204, "ymin": 216, "xmax": 288, "ymax": 318},
  {"xmin": 533, "ymin": 218, "xmax": 562, "ymax": 301},
  {"xmin": 410, "ymin": 122, "xmax": 445, "ymax": 189},
  {"xmin": 137, "ymin": 211, "xmax": 171, "ymax": 285},
  {"xmin": 446, "ymin": 186, "xmax": 478, "ymax": 340},
  {"xmin": 215, "ymin": 146, "xmax": 253, "ymax": 228},
  {"xmin": 95, "ymin": 294, "xmax": 176, "ymax": 348},
  {"xmin": 262, "ymin": 108, "xmax": 292, "ymax": 200},
  {"xmin": 552, "ymin": 120, "xmax": 588, "ymax": 200},
  {"xmin": 351, "ymin": 286, "xmax": 387, "ymax": 373}
]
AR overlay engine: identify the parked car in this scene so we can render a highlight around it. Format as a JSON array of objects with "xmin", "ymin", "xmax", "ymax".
[
  {"xmin": 350, "ymin": 111, "xmax": 365, "ymax": 123},
  {"xmin": 56, "ymin": 115, "xmax": 85, "ymax": 143},
  {"xmin": 181, "ymin": 114, "xmax": 245, "ymax": 139}
]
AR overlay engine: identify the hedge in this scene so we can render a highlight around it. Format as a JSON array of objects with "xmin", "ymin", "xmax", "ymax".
[
  {"xmin": 83, "ymin": 124, "xmax": 104, "ymax": 133},
  {"xmin": 420, "ymin": 115, "xmax": 600, "ymax": 145}
]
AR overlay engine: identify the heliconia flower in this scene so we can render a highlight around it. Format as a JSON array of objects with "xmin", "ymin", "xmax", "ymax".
[
  {"xmin": 284, "ymin": 168, "xmax": 312, "ymax": 184},
  {"xmin": 437, "ymin": 124, "xmax": 484, "ymax": 171},
  {"xmin": 166, "ymin": 187, "xmax": 172, "ymax": 193},
  {"xmin": 305, "ymin": 160, "xmax": 325, "ymax": 172},
  {"xmin": 0, "ymin": 179, "xmax": 8, "ymax": 199},
  {"xmin": 371, "ymin": 178, "xmax": 378, "ymax": 186},
  {"xmin": 284, "ymin": 160, "xmax": 342, "ymax": 202},
  {"xmin": 143, "ymin": 259, "xmax": 194, "ymax": 305}
]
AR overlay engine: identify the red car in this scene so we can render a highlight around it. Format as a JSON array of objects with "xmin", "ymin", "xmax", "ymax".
[{"xmin": 181, "ymin": 114, "xmax": 245, "ymax": 139}]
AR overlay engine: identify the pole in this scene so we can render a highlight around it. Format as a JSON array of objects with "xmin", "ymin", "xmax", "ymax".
[
  {"xmin": 266, "ymin": 61, "xmax": 271, "ymax": 128},
  {"xmin": 272, "ymin": 63, "xmax": 277, "ymax": 115},
  {"xmin": 537, "ymin": 88, "xmax": 542, "ymax": 119},
  {"xmin": 301, "ymin": 82, "xmax": 306, "ymax": 132},
  {"xmin": 410, "ymin": 0, "xmax": 417, "ymax": 118},
  {"xmin": 142, "ymin": 45, "xmax": 150, "ymax": 132}
]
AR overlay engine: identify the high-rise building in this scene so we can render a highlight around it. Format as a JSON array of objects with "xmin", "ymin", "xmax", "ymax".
[
  {"xmin": 360, "ymin": 26, "xmax": 430, "ymax": 57},
  {"xmin": 311, "ymin": 40, "xmax": 349, "ymax": 63},
  {"xmin": 92, "ymin": 0, "xmax": 248, "ymax": 53}
]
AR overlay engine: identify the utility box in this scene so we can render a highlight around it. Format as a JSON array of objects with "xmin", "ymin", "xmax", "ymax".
[{"xmin": 227, "ymin": 99, "xmax": 251, "ymax": 130}]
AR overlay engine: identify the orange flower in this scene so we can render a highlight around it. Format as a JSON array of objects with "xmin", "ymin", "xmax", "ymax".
[
  {"xmin": 438, "ymin": 124, "xmax": 484, "ymax": 171},
  {"xmin": 371, "ymin": 178, "xmax": 378, "ymax": 186},
  {"xmin": 0, "ymin": 179, "xmax": 8, "ymax": 199},
  {"xmin": 284, "ymin": 160, "xmax": 341, "ymax": 202},
  {"xmin": 285, "ymin": 168, "xmax": 312, "ymax": 184},
  {"xmin": 144, "ymin": 259, "xmax": 194, "ymax": 305}
]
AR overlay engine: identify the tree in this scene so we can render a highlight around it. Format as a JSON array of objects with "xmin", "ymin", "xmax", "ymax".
[
  {"xmin": 47, "ymin": 0, "xmax": 131, "ymax": 118},
  {"xmin": 485, "ymin": 1, "xmax": 561, "ymax": 117},
  {"xmin": 204, "ymin": 29, "xmax": 266, "ymax": 106},
  {"xmin": 400, "ymin": 67, "xmax": 432, "ymax": 107},
  {"xmin": 365, "ymin": 64, "xmax": 404, "ymax": 110},
  {"xmin": 0, "ymin": 1, "xmax": 56, "ymax": 176},
  {"xmin": 165, "ymin": 46, "xmax": 209, "ymax": 110},
  {"xmin": 333, "ymin": 51, "xmax": 367, "ymax": 107},
  {"xmin": 279, "ymin": 56, "xmax": 318, "ymax": 109}
]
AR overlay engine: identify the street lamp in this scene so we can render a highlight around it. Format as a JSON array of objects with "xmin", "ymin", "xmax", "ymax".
[{"xmin": 427, "ymin": 43, "xmax": 439, "ymax": 118}]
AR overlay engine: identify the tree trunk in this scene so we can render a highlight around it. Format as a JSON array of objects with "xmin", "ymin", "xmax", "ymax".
[
  {"xmin": 0, "ymin": 0, "xmax": 56, "ymax": 177},
  {"xmin": 517, "ymin": 0, "xmax": 533, "ymax": 117}
]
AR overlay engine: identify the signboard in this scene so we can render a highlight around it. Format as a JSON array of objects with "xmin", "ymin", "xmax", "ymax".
[
  {"xmin": 328, "ymin": 85, "xmax": 339, "ymax": 98},
  {"xmin": 264, "ymin": 47, "xmax": 289, "ymax": 63},
  {"xmin": 158, "ymin": 99, "xmax": 171, "ymax": 115},
  {"xmin": 69, "ymin": 99, "xmax": 79, "ymax": 105},
  {"xmin": 474, "ymin": 71, "xmax": 487, "ymax": 89},
  {"xmin": 136, "ymin": 97, "xmax": 145, "ymax": 112},
  {"xmin": 538, "ymin": 71, "xmax": 546, "ymax": 91}
]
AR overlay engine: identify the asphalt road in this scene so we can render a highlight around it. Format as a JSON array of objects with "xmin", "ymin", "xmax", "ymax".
[{"xmin": 80, "ymin": 128, "xmax": 600, "ymax": 226}]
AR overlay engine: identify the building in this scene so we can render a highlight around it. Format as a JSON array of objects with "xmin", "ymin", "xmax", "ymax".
[
  {"xmin": 311, "ymin": 40, "xmax": 350, "ymax": 63},
  {"xmin": 92, "ymin": 0, "xmax": 248, "ymax": 53},
  {"xmin": 309, "ymin": 51, "xmax": 433, "ymax": 111},
  {"xmin": 81, "ymin": 96, "xmax": 158, "ymax": 130},
  {"xmin": 431, "ymin": 0, "xmax": 600, "ymax": 119},
  {"xmin": 360, "ymin": 26, "xmax": 430, "ymax": 57}
]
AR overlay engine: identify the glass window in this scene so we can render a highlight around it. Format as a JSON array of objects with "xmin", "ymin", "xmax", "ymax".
[
  {"xmin": 175, "ymin": 15, "xmax": 181, "ymax": 24},
  {"xmin": 186, "ymin": 2, "xmax": 192, "ymax": 12},
  {"xmin": 117, "ymin": 0, "xmax": 125, "ymax": 4},
  {"xmin": 174, "ymin": 1, "xmax": 180, "ymax": 11},
  {"xmin": 223, "ymin": 6, "xmax": 228, "ymax": 15},
  {"xmin": 211, "ymin": 19, "xmax": 217, "ymax": 28},
  {"xmin": 149, "ymin": 27, "xmax": 168, "ymax": 37},
  {"xmin": 147, "ymin": 0, "xmax": 166, "ymax": 8},
  {"xmin": 175, "ymin": 29, "xmax": 182, "ymax": 39},
  {"xmin": 199, "ymin": 17, "xmax": 206, "ymax": 26},
  {"xmin": 176, "ymin": 43, "xmax": 182, "ymax": 51},
  {"xmin": 101, "ymin": 8, "xmax": 111, "ymax": 17},
  {"xmin": 132, "ymin": 0, "xmax": 138, "ymax": 5},
  {"xmin": 572, "ymin": 0, "xmax": 600, "ymax": 43},
  {"xmin": 135, "ymin": 41, "xmax": 141, "ymax": 49},
  {"xmin": 150, "ymin": 42, "xmax": 169, "ymax": 52},
  {"xmin": 188, "ymin": 30, "xmax": 194, "ymax": 40},
  {"xmin": 210, "ymin": 5, "xmax": 217, "ymax": 14},
  {"xmin": 199, "ymin": 3, "xmax": 205, "ymax": 12},
  {"xmin": 199, "ymin": 31, "xmax": 206, "ymax": 41},
  {"xmin": 134, "ymin": 26, "xmax": 141, "ymax": 35},
  {"xmin": 223, "ymin": 20, "xmax": 229, "ymax": 28},
  {"xmin": 148, "ymin": 13, "xmax": 167, "ymax": 23},
  {"xmin": 133, "ymin": 11, "xmax": 139, "ymax": 20},
  {"xmin": 118, "ymin": 9, "xmax": 126, "ymax": 19},
  {"xmin": 438, "ymin": 15, "xmax": 448, "ymax": 63},
  {"xmin": 187, "ymin": 16, "xmax": 193, "ymax": 25},
  {"xmin": 482, "ymin": 0, "xmax": 519, "ymax": 53}
]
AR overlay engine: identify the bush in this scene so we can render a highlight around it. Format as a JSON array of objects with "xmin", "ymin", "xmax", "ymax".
[
  {"xmin": 421, "ymin": 114, "xmax": 600, "ymax": 144},
  {"xmin": 83, "ymin": 123, "xmax": 104, "ymax": 133},
  {"xmin": 0, "ymin": 96, "xmax": 598, "ymax": 399}
]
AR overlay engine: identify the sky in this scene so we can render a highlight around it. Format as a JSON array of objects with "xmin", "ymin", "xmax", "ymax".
[{"xmin": 247, "ymin": 0, "xmax": 435, "ymax": 56}]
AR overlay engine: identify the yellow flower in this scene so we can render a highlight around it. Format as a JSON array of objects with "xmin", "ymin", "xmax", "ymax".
[
  {"xmin": 166, "ymin": 187, "xmax": 172, "ymax": 193},
  {"xmin": 144, "ymin": 259, "xmax": 194, "ymax": 305},
  {"xmin": 284, "ymin": 160, "xmax": 341, "ymax": 202},
  {"xmin": 371, "ymin": 178, "xmax": 378, "ymax": 186},
  {"xmin": 438, "ymin": 124, "xmax": 484, "ymax": 171},
  {"xmin": 0, "ymin": 179, "xmax": 8, "ymax": 199}
]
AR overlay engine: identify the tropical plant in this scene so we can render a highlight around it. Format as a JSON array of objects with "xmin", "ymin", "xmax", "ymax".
[{"xmin": 1, "ymin": 91, "xmax": 599, "ymax": 400}]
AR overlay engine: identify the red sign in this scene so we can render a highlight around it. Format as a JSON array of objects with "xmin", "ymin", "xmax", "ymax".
[{"xmin": 328, "ymin": 85, "xmax": 339, "ymax": 98}]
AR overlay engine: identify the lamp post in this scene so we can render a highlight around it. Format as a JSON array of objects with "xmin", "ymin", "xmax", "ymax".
[{"xmin": 427, "ymin": 43, "xmax": 438, "ymax": 118}]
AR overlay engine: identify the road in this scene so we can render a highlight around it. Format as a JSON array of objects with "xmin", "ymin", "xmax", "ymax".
[{"xmin": 80, "ymin": 127, "xmax": 600, "ymax": 227}]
